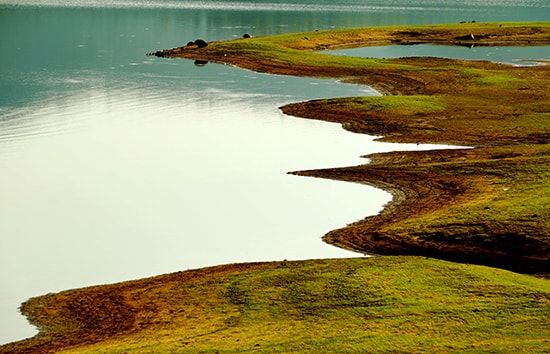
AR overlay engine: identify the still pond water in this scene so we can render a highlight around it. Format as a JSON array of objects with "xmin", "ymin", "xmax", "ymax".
[{"xmin": 1, "ymin": 0, "xmax": 548, "ymax": 344}]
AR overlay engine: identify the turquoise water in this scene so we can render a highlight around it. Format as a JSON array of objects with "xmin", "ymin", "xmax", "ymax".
[{"xmin": 1, "ymin": 0, "xmax": 548, "ymax": 345}]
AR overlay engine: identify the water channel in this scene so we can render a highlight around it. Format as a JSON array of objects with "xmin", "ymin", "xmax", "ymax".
[
  {"xmin": 327, "ymin": 44, "xmax": 550, "ymax": 66},
  {"xmin": 1, "ymin": 0, "xmax": 548, "ymax": 344}
]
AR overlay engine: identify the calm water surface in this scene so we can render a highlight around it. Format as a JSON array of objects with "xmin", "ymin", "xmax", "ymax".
[
  {"xmin": 1, "ymin": 0, "xmax": 548, "ymax": 344},
  {"xmin": 327, "ymin": 44, "xmax": 550, "ymax": 66}
]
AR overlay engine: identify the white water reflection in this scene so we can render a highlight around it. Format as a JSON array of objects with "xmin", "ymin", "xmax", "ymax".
[{"xmin": 1, "ymin": 61, "xmax": 458, "ymax": 343}]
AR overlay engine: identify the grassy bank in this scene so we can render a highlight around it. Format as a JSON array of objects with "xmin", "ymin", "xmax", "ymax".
[
  {"xmin": 3, "ymin": 257, "xmax": 550, "ymax": 353},
  {"xmin": 294, "ymin": 144, "xmax": 550, "ymax": 275},
  {"xmin": 2, "ymin": 22, "xmax": 550, "ymax": 353}
]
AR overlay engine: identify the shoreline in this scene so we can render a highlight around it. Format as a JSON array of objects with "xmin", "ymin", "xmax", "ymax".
[
  {"xmin": 158, "ymin": 22, "xmax": 550, "ymax": 274},
  {"xmin": 2, "ymin": 21, "xmax": 550, "ymax": 352},
  {"xmin": 290, "ymin": 148, "xmax": 550, "ymax": 276}
]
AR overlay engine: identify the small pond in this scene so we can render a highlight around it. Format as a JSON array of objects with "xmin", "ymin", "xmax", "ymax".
[{"xmin": 326, "ymin": 44, "xmax": 550, "ymax": 66}]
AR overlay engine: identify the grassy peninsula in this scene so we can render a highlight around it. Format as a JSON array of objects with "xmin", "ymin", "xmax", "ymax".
[
  {"xmin": 161, "ymin": 21, "xmax": 550, "ymax": 275},
  {"xmin": 2, "ymin": 22, "xmax": 550, "ymax": 353}
]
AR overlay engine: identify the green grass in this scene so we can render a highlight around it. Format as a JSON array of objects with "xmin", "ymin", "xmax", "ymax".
[
  {"xmin": 389, "ymin": 144, "xmax": 550, "ymax": 228},
  {"xmin": 262, "ymin": 21, "xmax": 550, "ymax": 44},
  {"xmin": 56, "ymin": 257, "xmax": 550, "ymax": 353},
  {"xmin": 327, "ymin": 96, "xmax": 446, "ymax": 115},
  {"xmin": 216, "ymin": 39, "xmax": 386, "ymax": 70}
]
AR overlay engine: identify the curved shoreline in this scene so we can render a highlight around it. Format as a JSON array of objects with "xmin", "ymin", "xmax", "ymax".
[
  {"xmin": 290, "ymin": 148, "xmax": 550, "ymax": 275},
  {"xmin": 158, "ymin": 22, "xmax": 550, "ymax": 275},
  {"xmin": 2, "ymin": 21, "xmax": 550, "ymax": 353}
]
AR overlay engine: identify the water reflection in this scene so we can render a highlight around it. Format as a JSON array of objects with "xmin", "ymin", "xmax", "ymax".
[{"xmin": 1, "ymin": 51, "xmax": 427, "ymax": 344}]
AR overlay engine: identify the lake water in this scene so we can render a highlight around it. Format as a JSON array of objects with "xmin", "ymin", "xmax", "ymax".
[
  {"xmin": 1, "ymin": 0, "xmax": 548, "ymax": 345},
  {"xmin": 327, "ymin": 44, "xmax": 550, "ymax": 66}
]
